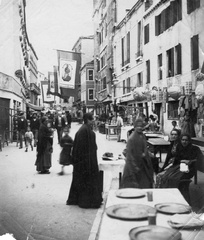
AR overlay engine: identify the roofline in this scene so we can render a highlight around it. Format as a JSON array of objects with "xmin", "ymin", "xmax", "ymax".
[{"xmin": 72, "ymin": 35, "xmax": 94, "ymax": 51}]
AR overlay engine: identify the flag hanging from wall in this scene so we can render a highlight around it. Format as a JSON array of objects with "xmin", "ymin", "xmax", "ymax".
[
  {"xmin": 47, "ymin": 69, "xmax": 61, "ymax": 97},
  {"xmin": 41, "ymin": 80, "xmax": 54, "ymax": 103},
  {"xmin": 57, "ymin": 49, "xmax": 81, "ymax": 100}
]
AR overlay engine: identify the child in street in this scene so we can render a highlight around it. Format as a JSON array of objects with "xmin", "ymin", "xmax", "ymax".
[
  {"xmin": 58, "ymin": 126, "xmax": 73, "ymax": 175},
  {"xmin": 25, "ymin": 126, "xmax": 34, "ymax": 152}
]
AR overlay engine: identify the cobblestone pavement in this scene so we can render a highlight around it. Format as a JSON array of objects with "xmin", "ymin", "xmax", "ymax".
[
  {"xmin": 0, "ymin": 122, "xmax": 203, "ymax": 240},
  {"xmin": 0, "ymin": 122, "xmax": 126, "ymax": 240}
]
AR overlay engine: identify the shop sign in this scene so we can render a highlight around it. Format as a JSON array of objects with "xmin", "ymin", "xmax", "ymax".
[{"xmin": 15, "ymin": 69, "xmax": 23, "ymax": 78}]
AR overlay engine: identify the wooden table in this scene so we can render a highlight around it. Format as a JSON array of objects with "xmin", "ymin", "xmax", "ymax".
[
  {"xmin": 97, "ymin": 188, "xmax": 203, "ymax": 240},
  {"xmin": 98, "ymin": 160, "xmax": 125, "ymax": 192},
  {"xmin": 120, "ymin": 126, "xmax": 133, "ymax": 142},
  {"xmin": 147, "ymin": 138, "xmax": 170, "ymax": 161},
  {"xmin": 105, "ymin": 124, "xmax": 118, "ymax": 140},
  {"xmin": 144, "ymin": 132, "xmax": 164, "ymax": 140},
  {"xmin": 192, "ymin": 137, "xmax": 204, "ymax": 147}
]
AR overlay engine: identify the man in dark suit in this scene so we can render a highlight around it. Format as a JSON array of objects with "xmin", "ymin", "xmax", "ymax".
[
  {"xmin": 18, "ymin": 112, "xmax": 27, "ymax": 149},
  {"xmin": 55, "ymin": 111, "xmax": 67, "ymax": 143}
]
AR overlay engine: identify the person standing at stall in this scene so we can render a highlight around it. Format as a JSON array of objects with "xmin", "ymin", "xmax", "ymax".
[
  {"xmin": 116, "ymin": 113, "xmax": 123, "ymax": 142},
  {"xmin": 66, "ymin": 113, "xmax": 103, "ymax": 208},
  {"xmin": 121, "ymin": 118, "xmax": 154, "ymax": 188}
]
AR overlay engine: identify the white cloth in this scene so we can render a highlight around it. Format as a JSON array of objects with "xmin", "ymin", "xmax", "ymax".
[
  {"xmin": 116, "ymin": 116, "xmax": 123, "ymax": 127},
  {"xmin": 25, "ymin": 131, "xmax": 34, "ymax": 140}
]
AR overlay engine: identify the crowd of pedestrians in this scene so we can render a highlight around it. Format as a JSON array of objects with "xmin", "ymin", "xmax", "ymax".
[{"xmin": 11, "ymin": 107, "xmax": 202, "ymax": 208}]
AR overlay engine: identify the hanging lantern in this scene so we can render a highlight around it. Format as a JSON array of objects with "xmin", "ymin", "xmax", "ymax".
[
  {"xmin": 195, "ymin": 82, "xmax": 204, "ymax": 101},
  {"xmin": 132, "ymin": 87, "xmax": 147, "ymax": 101},
  {"xmin": 196, "ymin": 72, "xmax": 204, "ymax": 82},
  {"xmin": 168, "ymin": 85, "xmax": 181, "ymax": 100}
]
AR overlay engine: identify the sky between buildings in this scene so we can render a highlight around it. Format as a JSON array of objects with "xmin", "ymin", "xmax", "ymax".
[{"xmin": 26, "ymin": 0, "xmax": 94, "ymax": 76}]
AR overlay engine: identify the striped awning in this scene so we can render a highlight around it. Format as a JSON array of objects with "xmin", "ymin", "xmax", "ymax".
[{"xmin": 26, "ymin": 102, "xmax": 43, "ymax": 111}]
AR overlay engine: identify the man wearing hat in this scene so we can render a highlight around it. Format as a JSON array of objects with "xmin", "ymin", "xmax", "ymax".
[
  {"xmin": 55, "ymin": 111, "xmax": 67, "ymax": 143},
  {"xmin": 18, "ymin": 112, "xmax": 27, "ymax": 149},
  {"xmin": 66, "ymin": 113, "xmax": 102, "ymax": 208}
]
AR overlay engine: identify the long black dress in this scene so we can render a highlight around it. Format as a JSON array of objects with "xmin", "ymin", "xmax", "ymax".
[
  {"xmin": 158, "ymin": 143, "xmax": 202, "ymax": 188},
  {"xmin": 66, "ymin": 123, "xmax": 103, "ymax": 208},
  {"xmin": 120, "ymin": 130, "xmax": 154, "ymax": 188},
  {"xmin": 35, "ymin": 123, "xmax": 53, "ymax": 173},
  {"xmin": 59, "ymin": 134, "xmax": 73, "ymax": 166}
]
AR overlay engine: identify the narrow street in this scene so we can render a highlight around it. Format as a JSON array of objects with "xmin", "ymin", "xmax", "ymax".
[{"xmin": 0, "ymin": 122, "xmax": 126, "ymax": 240}]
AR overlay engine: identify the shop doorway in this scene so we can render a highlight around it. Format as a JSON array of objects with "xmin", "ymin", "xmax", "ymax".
[{"xmin": 154, "ymin": 103, "xmax": 162, "ymax": 124}]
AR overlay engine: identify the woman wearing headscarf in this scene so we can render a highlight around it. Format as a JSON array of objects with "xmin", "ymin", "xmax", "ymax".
[
  {"xmin": 159, "ymin": 128, "xmax": 181, "ymax": 172},
  {"xmin": 66, "ymin": 113, "xmax": 103, "ymax": 208},
  {"xmin": 155, "ymin": 128, "xmax": 180, "ymax": 187},
  {"xmin": 35, "ymin": 116, "xmax": 54, "ymax": 174},
  {"xmin": 157, "ymin": 133, "xmax": 202, "ymax": 188},
  {"xmin": 120, "ymin": 118, "xmax": 154, "ymax": 188}
]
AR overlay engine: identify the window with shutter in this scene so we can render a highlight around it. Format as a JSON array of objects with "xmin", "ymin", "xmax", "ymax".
[
  {"xmin": 168, "ymin": 101, "xmax": 179, "ymax": 120},
  {"xmin": 146, "ymin": 60, "xmax": 150, "ymax": 84},
  {"xmin": 144, "ymin": 24, "xmax": 149, "ymax": 44},
  {"xmin": 126, "ymin": 32, "xmax": 130, "ymax": 63},
  {"xmin": 158, "ymin": 54, "xmax": 163, "ymax": 80},
  {"xmin": 121, "ymin": 37, "xmax": 125, "ymax": 67},
  {"xmin": 191, "ymin": 35, "xmax": 199, "ymax": 70},
  {"xmin": 175, "ymin": 44, "xmax": 182, "ymax": 75},
  {"xmin": 127, "ymin": 77, "xmax": 131, "ymax": 93},
  {"xmin": 187, "ymin": 0, "xmax": 200, "ymax": 14},
  {"xmin": 155, "ymin": 15, "xmax": 159, "ymax": 36},
  {"xmin": 167, "ymin": 48, "xmax": 174, "ymax": 77},
  {"xmin": 123, "ymin": 80, "xmax": 125, "ymax": 94}
]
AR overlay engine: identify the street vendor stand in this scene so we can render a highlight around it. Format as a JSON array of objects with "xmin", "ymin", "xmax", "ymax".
[
  {"xmin": 147, "ymin": 138, "xmax": 170, "ymax": 162},
  {"xmin": 105, "ymin": 124, "xmax": 118, "ymax": 140},
  {"xmin": 97, "ymin": 188, "xmax": 204, "ymax": 240},
  {"xmin": 120, "ymin": 126, "xmax": 134, "ymax": 142},
  {"xmin": 98, "ymin": 160, "xmax": 125, "ymax": 192}
]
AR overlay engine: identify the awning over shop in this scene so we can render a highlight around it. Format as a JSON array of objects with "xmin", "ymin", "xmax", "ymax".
[
  {"xmin": 26, "ymin": 102, "xmax": 43, "ymax": 111},
  {"xmin": 102, "ymin": 96, "xmax": 112, "ymax": 104}
]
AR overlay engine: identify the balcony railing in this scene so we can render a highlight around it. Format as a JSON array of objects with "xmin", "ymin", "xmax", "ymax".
[{"xmin": 30, "ymin": 83, "xmax": 41, "ymax": 95}]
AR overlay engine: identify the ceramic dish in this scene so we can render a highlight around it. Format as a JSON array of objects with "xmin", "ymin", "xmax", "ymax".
[
  {"xmin": 155, "ymin": 203, "xmax": 191, "ymax": 215},
  {"xmin": 115, "ymin": 188, "xmax": 146, "ymax": 199},
  {"xmin": 129, "ymin": 225, "xmax": 181, "ymax": 240},
  {"xmin": 106, "ymin": 204, "xmax": 155, "ymax": 221}
]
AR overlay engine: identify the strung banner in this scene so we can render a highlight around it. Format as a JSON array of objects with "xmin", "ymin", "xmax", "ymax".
[
  {"xmin": 41, "ymin": 80, "xmax": 54, "ymax": 103},
  {"xmin": 59, "ymin": 58, "xmax": 77, "ymax": 89},
  {"xmin": 56, "ymin": 49, "xmax": 81, "ymax": 99}
]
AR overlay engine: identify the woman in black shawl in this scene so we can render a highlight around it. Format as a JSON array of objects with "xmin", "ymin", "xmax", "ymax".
[
  {"xmin": 66, "ymin": 113, "xmax": 103, "ymax": 208},
  {"xmin": 159, "ymin": 128, "xmax": 181, "ymax": 172},
  {"xmin": 121, "ymin": 118, "xmax": 154, "ymax": 188},
  {"xmin": 157, "ymin": 133, "xmax": 202, "ymax": 188},
  {"xmin": 35, "ymin": 116, "xmax": 53, "ymax": 174}
]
